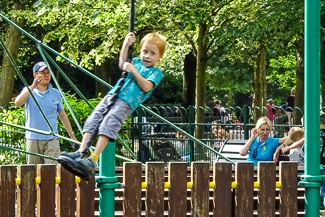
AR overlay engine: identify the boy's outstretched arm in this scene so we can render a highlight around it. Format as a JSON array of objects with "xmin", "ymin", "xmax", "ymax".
[{"xmin": 119, "ymin": 32, "xmax": 136, "ymax": 70}]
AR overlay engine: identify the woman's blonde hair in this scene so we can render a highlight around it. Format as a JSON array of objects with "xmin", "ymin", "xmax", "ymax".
[
  {"xmin": 255, "ymin": 117, "xmax": 272, "ymax": 129},
  {"xmin": 140, "ymin": 33, "xmax": 166, "ymax": 57}
]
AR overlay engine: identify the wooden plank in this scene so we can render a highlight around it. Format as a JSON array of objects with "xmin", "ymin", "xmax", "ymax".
[
  {"xmin": 77, "ymin": 174, "xmax": 95, "ymax": 217},
  {"xmin": 36, "ymin": 164, "xmax": 56, "ymax": 217},
  {"xmin": 123, "ymin": 162, "xmax": 142, "ymax": 217},
  {"xmin": 145, "ymin": 162, "xmax": 165, "ymax": 217},
  {"xmin": 17, "ymin": 165, "xmax": 36, "ymax": 217},
  {"xmin": 0, "ymin": 165, "xmax": 16, "ymax": 217},
  {"xmin": 279, "ymin": 162, "xmax": 298, "ymax": 217},
  {"xmin": 191, "ymin": 162, "xmax": 210, "ymax": 217},
  {"xmin": 57, "ymin": 164, "xmax": 77, "ymax": 217},
  {"xmin": 235, "ymin": 162, "xmax": 254, "ymax": 217},
  {"xmin": 213, "ymin": 162, "xmax": 233, "ymax": 217},
  {"xmin": 257, "ymin": 162, "xmax": 276, "ymax": 217},
  {"xmin": 168, "ymin": 162, "xmax": 187, "ymax": 216}
]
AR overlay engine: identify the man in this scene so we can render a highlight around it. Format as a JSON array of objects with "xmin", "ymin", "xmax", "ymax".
[
  {"xmin": 15, "ymin": 61, "xmax": 77, "ymax": 164},
  {"xmin": 215, "ymin": 100, "xmax": 229, "ymax": 123}
]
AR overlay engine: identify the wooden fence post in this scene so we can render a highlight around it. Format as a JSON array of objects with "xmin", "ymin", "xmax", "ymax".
[
  {"xmin": 213, "ymin": 162, "xmax": 233, "ymax": 217},
  {"xmin": 168, "ymin": 162, "xmax": 188, "ymax": 216},
  {"xmin": 123, "ymin": 162, "xmax": 142, "ymax": 217},
  {"xmin": 235, "ymin": 162, "xmax": 254, "ymax": 217},
  {"xmin": 36, "ymin": 164, "xmax": 56, "ymax": 217},
  {"xmin": 279, "ymin": 162, "xmax": 298, "ymax": 217},
  {"xmin": 56, "ymin": 164, "xmax": 77, "ymax": 217},
  {"xmin": 76, "ymin": 174, "xmax": 95, "ymax": 217},
  {"xmin": 145, "ymin": 162, "xmax": 165, "ymax": 217},
  {"xmin": 17, "ymin": 165, "xmax": 36, "ymax": 217},
  {"xmin": 257, "ymin": 162, "xmax": 276, "ymax": 217},
  {"xmin": 191, "ymin": 162, "xmax": 210, "ymax": 217},
  {"xmin": 0, "ymin": 165, "xmax": 16, "ymax": 217}
]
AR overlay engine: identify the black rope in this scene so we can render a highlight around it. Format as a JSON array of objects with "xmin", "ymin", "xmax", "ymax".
[{"xmin": 80, "ymin": 0, "xmax": 135, "ymax": 154}]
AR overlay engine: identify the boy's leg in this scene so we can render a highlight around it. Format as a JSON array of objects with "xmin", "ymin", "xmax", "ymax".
[
  {"xmin": 75, "ymin": 135, "xmax": 110, "ymax": 174},
  {"xmin": 93, "ymin": 136, "xmax": 110, "ymax": 156},
  {"xmin": 59, "ymin": 98, "xmax": 131, "ymax": 179},
  {"xmin": 59, "ymin": 95, "xmax": 114, "ymax": 160}
]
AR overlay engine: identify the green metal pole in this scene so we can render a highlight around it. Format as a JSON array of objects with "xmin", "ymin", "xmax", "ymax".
[
  {"xmin": 97, "ymin": 141, "xmax": 120, "ymax": 217},
  {"xmin": 299, "ymin": 0, "xmax": 322, "ymax": 216}
]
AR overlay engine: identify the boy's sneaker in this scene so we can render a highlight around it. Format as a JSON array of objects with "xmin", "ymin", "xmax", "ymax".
[
  {"xmin": 60, "ymin": 151, "xmax": 84, "ymax": 160},
  {"xmin": 76, "ymin": 157, "xmax": 97, "ymax": 174}
]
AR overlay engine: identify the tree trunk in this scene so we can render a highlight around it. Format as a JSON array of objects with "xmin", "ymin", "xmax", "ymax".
[
  {"xmin": 0, "ymin": 7, "xmax": 23, "ymax": 108},
  {"xmin": 94, "ymin": 58, "xmax": 113, "ymax": 96},
  {"xmin": 253, "ymin": 45, "xmax": 267, "ymax": 122},
  {"xmin": 194, "ymin": 23, "xmax": 208, "ymax": 160},
  {"xmin": 183, "ymin": 52, "xmax": 196, "ymax": 107},
  {"xmin": 295, "ymin": 39, "xmax": 304, "ymax": 125}
]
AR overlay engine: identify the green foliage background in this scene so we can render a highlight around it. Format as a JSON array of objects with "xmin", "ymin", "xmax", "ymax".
[{"xmin": 0, "ymin": 93, "xmax": 103, "ymax": 165}]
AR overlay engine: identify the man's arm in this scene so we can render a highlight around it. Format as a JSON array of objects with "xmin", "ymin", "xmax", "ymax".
[
  {"xmin": 58, "ymin": 110, "xmax": 77, "ymax": 141},
  {"xmin": 15, "ymin": 76, "xmax": 40, "ymax": 106}
]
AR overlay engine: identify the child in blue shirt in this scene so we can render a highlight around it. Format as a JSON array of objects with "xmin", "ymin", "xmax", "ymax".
[{"xmin": 61, "ymin": 32, "xmax": 166, "ymax": 172}]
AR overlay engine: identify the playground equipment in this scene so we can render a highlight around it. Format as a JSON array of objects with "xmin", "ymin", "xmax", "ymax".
[
  {"xmin": 0, "ymin": 0, "xmax": 323, "ymax": 215},
  {"xmin": 0, "ymin": 162, "xmax": 305, "ymax": 217}
]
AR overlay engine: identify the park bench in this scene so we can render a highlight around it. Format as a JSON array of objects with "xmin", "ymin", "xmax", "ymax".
[{"xmin": 217, "ymin": 139, "xmax": 247, "ymax": 162}]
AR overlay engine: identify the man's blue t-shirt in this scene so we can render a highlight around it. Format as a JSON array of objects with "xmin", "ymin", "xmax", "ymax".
[
  {"xmin": 108, "ymin": 57, "xmax": 163, "ymax": 111},
  {"xmin": 246, "ymin": 136, "xmax": 280, "ymax": 166},
  {"xmin": 25, "ymin": 83, "xmax": 63, "ymax": 140}
]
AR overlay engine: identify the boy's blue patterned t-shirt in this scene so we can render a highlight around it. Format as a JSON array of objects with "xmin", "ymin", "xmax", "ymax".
[{"xmin": 108, "ymin": 57, "xmax": 163, "ymax": 111}]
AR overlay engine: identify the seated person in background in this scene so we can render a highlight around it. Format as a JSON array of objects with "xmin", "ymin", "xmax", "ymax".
[
  {"xmin": 209, "ymin": 121, "xmax": 231, "ymax": 161},
  {"xmin": 173, "ymin": 126, "xmax": 190, "ymax": 161},
  {"xmin": 211, "ymin": 122, "xmax": 231, "ymax": 149},
  {"xmin": 239, "ymin": 117, "xmax": 287, "ymax": 166},
  {"xmin": 273, "ymin": 127, "xmax": 305, "ymax": 166}
]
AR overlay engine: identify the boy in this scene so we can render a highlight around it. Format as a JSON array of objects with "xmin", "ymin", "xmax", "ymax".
[
  {"xmin": 273, "ymin": 127, "xmax": 304, "ymax": 165},
  {"xmin": 282, "ymin": 127, "xmax": 304, "ymax": 165},
  {"xmin": 60, "ymin": 32, "xmax": 166, "ymax": 175}
]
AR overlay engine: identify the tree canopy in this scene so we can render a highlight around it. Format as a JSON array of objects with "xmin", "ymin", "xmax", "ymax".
[{"xmin": 0, "ymin": 0, "xmax": 324, "ymax": 113}]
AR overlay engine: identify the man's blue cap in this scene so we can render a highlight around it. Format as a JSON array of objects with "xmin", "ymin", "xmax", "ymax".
[{"xmin": 33, "ymin": 62, "xmax": 47, "ymax": 73}]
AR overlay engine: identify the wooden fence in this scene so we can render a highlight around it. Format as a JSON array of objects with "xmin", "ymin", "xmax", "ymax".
[{"xmin": 0, "ymin": 162, "xmax": 303, "ymax": 217}]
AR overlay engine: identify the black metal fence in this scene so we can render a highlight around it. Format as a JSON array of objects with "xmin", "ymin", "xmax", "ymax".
[
  {"xmin": 122, "ymin": 105, "xmax": 303, "ymax": 164},
  {"xmin": 0, "ymin": 105, "xmax": 304, "ymax": 165}
]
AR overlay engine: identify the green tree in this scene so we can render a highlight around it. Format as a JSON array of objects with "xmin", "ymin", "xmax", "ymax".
[{"xmin": 0, "ymin": 3, "xmax": 24, "ymax": 107}]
